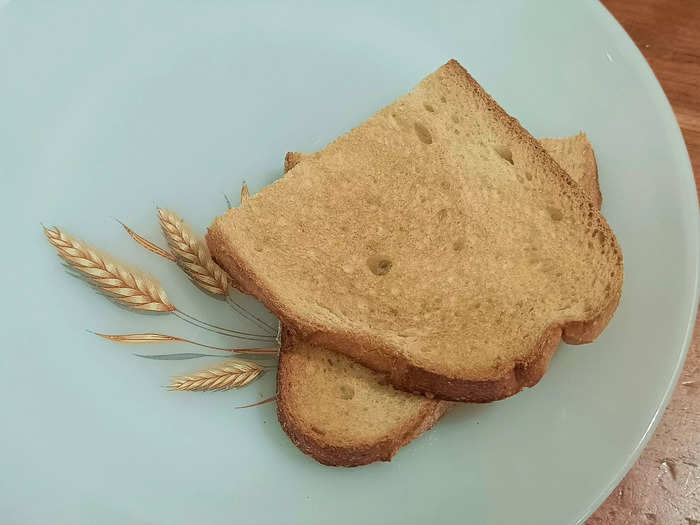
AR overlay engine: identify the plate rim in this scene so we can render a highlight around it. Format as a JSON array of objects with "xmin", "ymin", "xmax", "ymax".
[{"xmin": 579, "ymin": 2, "xmax": 700, "ymax": 523}]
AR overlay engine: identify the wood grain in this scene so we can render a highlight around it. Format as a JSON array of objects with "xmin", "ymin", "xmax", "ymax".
[{"xmin": 589, "ymin": 1, "xmax": 700, "ymax": 523}]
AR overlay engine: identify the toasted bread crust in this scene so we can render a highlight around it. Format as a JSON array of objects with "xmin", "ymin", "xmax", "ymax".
[
  {"xmin": 276, "ymin": 331, "xmax": 449, "ymax": 466},
  {"xmin": 300, "ymin": 325, "xmax": 563, "ymax": 403},
  {"xmin": 207, "ymin": 60, "xmax": 623, "ymax": 402}
]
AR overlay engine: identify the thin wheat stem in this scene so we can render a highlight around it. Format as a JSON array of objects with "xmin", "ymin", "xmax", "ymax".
[
  {"xmin": 90, "ymin": 331, "xmax": 278, "ymax": 354},
  {"xmin": 177, "ymin": 340, "xmax": 278, "ymax": 354},
  {"xmin": 225, "ymin": 296, "xmax": 277, "ymax": 334},
  {"xmin": 116, "ymin": 219, "xmax": 175, "ymax": 261},
  {"xmin": 173, "ymin": 310, "xmax": 275, "ymax": 342},
  {"xmin": 235, "ymin": 395, "xmax": 277, "ymax": 409},
  {"xmin": 174, "ymin": 308, "xmax": 274, "ymax": 338}
]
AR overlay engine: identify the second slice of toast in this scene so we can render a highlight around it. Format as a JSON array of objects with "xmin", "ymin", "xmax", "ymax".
[{"xmin": 277, "ymin": 330, "xmax": 448, "ymax": 467}]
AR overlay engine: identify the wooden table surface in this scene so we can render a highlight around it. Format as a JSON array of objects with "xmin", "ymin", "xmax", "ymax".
[{"xmin": 589, "ymin": 1, "xmax": 700, "ymax": 523}]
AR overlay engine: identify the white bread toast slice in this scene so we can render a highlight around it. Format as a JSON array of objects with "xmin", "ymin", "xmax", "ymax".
[
  {"xmin": 277, "ymin": 135, "xmax": 602, "ymax": 466},
  {"xmin": 208, "ymin": 59, "xmax": 623, "ymax": 402}
]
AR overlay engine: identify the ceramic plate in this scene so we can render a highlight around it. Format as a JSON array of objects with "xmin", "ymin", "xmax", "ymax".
[{"xmin": 1, "ymin": 2, "xmax": 697, "ymax": 524}]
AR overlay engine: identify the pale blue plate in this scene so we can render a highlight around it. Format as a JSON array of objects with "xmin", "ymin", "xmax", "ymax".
[{"xmin": 1, "ymin": 1, "xmax": 697, "ymax": 524}]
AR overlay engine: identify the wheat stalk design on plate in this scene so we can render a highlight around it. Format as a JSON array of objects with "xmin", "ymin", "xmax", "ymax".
[
  {"xmin": 158, "ymin": 208, "xmax": 232, "ymax": 296},
  {"xmin": 117, "ymin": 219, "xmax": 176, "ymax": 261},
  {"xmin": 143, "ymin": 208, "xmax": 276, "ymax": 335},
  {"xmin": 44, "ymin": 224, "xmax": 274, "ymax": 400},
  {"xmin": 44, "ymin": 226, "xmax": 175, "ymax": 312},
  {"xmin": 168, "ymin": 359, "xmax": 263, "ymax": 391},
  {"xmin": 45, "ymin": 225, "xmax": 272, "ymax": 341},
  {"xmin": 91, "ymin": 331, "xmax": 278, "ymax": 355},
  {"xmin": 235, "ymin": 395, "xmax": 277, "ymax": 409}
]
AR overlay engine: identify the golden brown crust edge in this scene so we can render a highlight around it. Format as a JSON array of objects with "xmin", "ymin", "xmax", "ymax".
[
  {"xmin": 276, "ymin": 331, "xmax": 449, "ymax": 467},
  {"xmin": 207, "ymin": 60, "xmax": 623, "ymax": 403},
  {"xmin": 303, "ymin": 323, "xmax": 564, "ymax": 403}
]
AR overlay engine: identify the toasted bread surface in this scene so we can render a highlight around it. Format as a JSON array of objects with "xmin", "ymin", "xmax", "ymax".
[
  {"xmin": 277, "ymin": 331, "xmax": 448, "ymax": 466},
  {"xmin": 277, "ymin": 134, "xmax": 600, "ymax": 465},
  {"xmin": 286, "ymin": 133, "xmax": 602, "ymax": 208},
  {"xmin": 208, "ymin": 59, "xmax": 623, "ymax": 401}
]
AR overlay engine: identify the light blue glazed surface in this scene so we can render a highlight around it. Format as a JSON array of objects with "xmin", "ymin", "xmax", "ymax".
[{"xmin": 0, "ymin": 1, "xmax": 697, "ymax": 524}]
